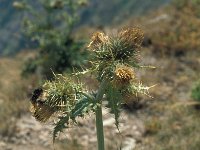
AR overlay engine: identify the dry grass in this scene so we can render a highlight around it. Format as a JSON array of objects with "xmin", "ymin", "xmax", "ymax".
[
  {"xmin": 133, "ymin": 45, "xmax": 200, "ymax": 149},
  {"xmin": 138, "ymin": 103, "xmax": 200, "ymax": 150},
  {"xmin": 55, "ymin": 139, "xmax": 83, "ymax": 150},
  {"xmin": 0, "ymin": 54, "xmax": 36, "ymax": 136}
]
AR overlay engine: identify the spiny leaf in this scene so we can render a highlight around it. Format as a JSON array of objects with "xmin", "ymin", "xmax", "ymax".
[
  {"xmin": 53, "ymin": 115, "xmax": 69, "ymax": 143},
  {"xmin": 106, "ymin": 84, "xmax": 122, "ymax": 130},
  {"xmin": 71, "ymin": 97, "xmax": 95, "ymax": 121},
  {"xmin": 53, "ymin": 96, "xmax": 96, "ymax": 142}
]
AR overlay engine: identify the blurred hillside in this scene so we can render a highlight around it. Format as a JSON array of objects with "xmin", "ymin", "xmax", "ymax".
[
  {"xmin": 0, "ymin": 0, "xmax": 25, "ymax": 55},
  {"xmin": 81, "ymin": 0, "xmax": 170, "ymax": 26},
  {"xmin": 0, "ymin": 0, "xmax": 170, "ymax": 56}
]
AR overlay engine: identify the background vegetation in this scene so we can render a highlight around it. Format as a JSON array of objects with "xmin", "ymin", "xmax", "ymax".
[{"xmin": 18, "ymin": 0, "xmax": 88, "ymax": 79}]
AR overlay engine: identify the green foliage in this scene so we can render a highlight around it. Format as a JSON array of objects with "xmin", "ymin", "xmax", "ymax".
[
  {"xmin": 106, "ymin": 84, "xmax": 122, "ymax": 129},
  {"xmin": 53, "ymin": 115, "xmax": 70, "ymax": 142},
  {"xmin": 43, "ymin": 74, "xmax": 83, "ymax": 110},
  {"xmin": 30, "ymin": 74, "xmax": 96, "ymax": 141},
  {"xmin": 53, "ymin": 96, "xmax": 96, "ymax": 142},
  {"xmin": 18, "ymin": 0, "xmax": 88, "ymax": 79},
  {"xmin": 191, "ymin": 80, "xmax": 200, "ymax": 102}
]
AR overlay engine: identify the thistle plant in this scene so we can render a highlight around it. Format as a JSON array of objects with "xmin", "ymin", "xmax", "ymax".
[
  {"xmin": 30, "ymin": 28, "xmax": 155, "ymax": 150},
  {"xmin": 14, "ymin": 0, "xmax": 88, "ymax": 79}
]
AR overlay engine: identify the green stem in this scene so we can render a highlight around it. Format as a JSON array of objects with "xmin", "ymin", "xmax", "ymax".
[
  {"xmin": 95, "ymin": 80, "xmax": 107, "ymax": 150},
  {"xmin": 96, "ymin": 104, "xmax": 104, "ymax": 150}
]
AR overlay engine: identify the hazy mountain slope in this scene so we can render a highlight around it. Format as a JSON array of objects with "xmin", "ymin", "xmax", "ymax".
[
  {"xmin": 0, "ymin": 0, "xmax": 170, "ymax": 55},
  {"xmin": 0, "ymin": 0, "xmax": 25, "ymax": 55},
  {"xmin": 81, "ymin": 0, "xmax": 171, "ymax": 26}
]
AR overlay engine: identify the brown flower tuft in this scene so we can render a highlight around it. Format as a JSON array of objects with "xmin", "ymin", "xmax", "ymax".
[
  {"xmin": 88, "ymin": 32, "xmax": 109, "ymax": 49},
  {"xmin": 113, "ymin": 65, "xmax": 135, "ymax": 87},
  {"xmin": 119, "ymin": 27, "xmax": 144, "ymax": 46},
  {"xmin": 115, "ymin": 65, "xmax": 135, "ymax": 81}
]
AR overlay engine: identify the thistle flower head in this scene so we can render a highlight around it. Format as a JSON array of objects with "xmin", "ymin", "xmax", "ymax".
[
  {"xmin": 112, "ymin": 64, "xmax": 135, "ymax": 88},
  {"xmin": 119, "ymin": 27, "xmax": 144, "ymax": 47},
  {"xmin": 115, "ymin": 64, "xmax": 135, "ymax": 81},
  {"xmin": 88, "ymin": 28, "xmax": 144, "ymax": 82},
  {"xmin": 89, "ymin": 27, "xmax": 143, "ymax": 62},
  {"xmin": 30, "ymin": 74, "xmax": 84, "ymax": 122}
]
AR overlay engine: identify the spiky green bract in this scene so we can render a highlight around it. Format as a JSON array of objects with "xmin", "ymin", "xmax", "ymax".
[
  {"xmin": 94, "ymin": 36, "xmax": 139, "ymax": 63},
  {"xmin": 90, "ymin": 28, "xmax": 143, "ymax": 63},
  {"xmin": 53, "ymin": 114, "xmax": 69, "ymax": 143},
  {"xmin": 105, "ymin": 84, "xmax": 122, "ymax": 130},
  {"xmin": 88, "ymin": 28, "xmax": 144, "ymax": 82},
  {"xmin": 124, "ymin": 82, "xmax": 156, "ymax": 98},
  {"xmin": 42, "ymin": 74, "xmax": 83, "ymax": 112}
]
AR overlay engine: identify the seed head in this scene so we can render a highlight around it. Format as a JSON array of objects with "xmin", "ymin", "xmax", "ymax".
[
  {"xmin": 119, "ymin": 27, "xmax": 144, "ymax": 47},
  {"xmin": 29, "ymin": 75, "xmax": 83, "ymax": 122}
]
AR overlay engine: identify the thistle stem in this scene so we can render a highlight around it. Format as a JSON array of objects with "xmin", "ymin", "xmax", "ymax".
[
  {"xmin": 95, "ymin": 80, "xmax": 107, "ymax": 150},
  {"xmin": 96, "ymin": 104, "xmax": 104, "ymax": 150}
]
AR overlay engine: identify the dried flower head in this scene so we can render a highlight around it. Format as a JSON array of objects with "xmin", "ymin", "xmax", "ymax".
[
  {"xmin": 112, "ymin": 64, "xmax": 135, "ymax": 88},
  {"xmin": 89, "ymin": 28, "xmax": 144, "ymax": 67},
  {"xmin": 88, "ymin": 32, "xmax": 109, "ymax": 50},
  {"xmin": 87, "ymin": 28, "xmax": 145, "ymax": 82},
  {"xmin": 115, "ymin": 65, "xmax": 135, "ymax": 82},
  {"xmin": 119, "ymin": 27, "xmax": 144, "ymax": 47}
]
